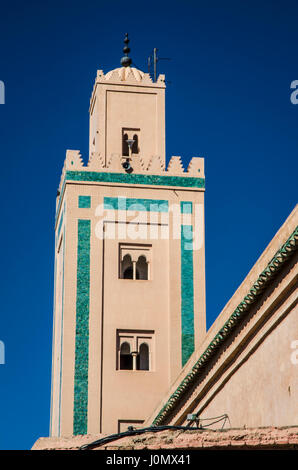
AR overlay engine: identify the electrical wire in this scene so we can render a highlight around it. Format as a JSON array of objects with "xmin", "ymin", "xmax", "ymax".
[
  {"xmin": 197, "ymin": 414, "xmax": 231, "ymax": 430},
  {"xmin": 79, "ymin": 414, "xmax": 230, "ymax": 450}
]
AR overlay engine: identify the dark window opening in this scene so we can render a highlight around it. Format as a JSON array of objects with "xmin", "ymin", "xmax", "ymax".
[
  {"xmin": 132, "ymin": 134, "xmax": 139, "ymax": 154},
  {"xmin": 122, "ymin": 133, "xmax": 129, "ymax": 156},
  {"xmin": 122, "ymin": 254, "xmax": 133, "ymax": 279},
  {"xmin": 136, "ymin": 256, "xmax": 148, "ymax": 280},
  {"xmin": 123, "ymin": 267, "xmax": 133, "ymax": 279},
  {"xmin": 137, "ymin": 343, "xmax": 149, "ymax": 370},
  {"xmin": 120, "ymin": 342, "xmax": 133, "ymax": 370}
]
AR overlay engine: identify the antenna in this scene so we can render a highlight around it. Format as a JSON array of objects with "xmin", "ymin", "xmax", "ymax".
[{"xmin": 148, "ymin": 48, "xmax": 171, "ymax": 82}]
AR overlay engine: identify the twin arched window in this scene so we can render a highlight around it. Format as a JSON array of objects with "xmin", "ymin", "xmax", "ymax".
[
  {"xmin": 122, "ymin": 133, "xmax": 139, "ymax": 156},
  {"xmin": 121, "ymin": 254, "xmax": 148, "ymax": 280},
  {"xmin": 119, "ymin": 342, "xmax": 149, "ymax": 370}
]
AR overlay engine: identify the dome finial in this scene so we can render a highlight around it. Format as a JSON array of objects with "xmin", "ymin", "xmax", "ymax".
[{"xmin": 120, "ymin": 33, "xmax": 132, "ymax": 67}]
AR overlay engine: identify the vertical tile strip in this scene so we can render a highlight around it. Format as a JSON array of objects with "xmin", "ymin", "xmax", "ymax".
[
  {"xmin": 180, "ymin": 206, "xmax": 195, "ymax": 366},
  {"xmin": 73, "ymin": 219, "xmax": 91, "ymax": 435}
]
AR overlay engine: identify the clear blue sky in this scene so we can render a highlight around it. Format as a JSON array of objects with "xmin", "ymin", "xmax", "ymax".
[{"xmin": 0, "ymin": 0, "xmax": 297, "ymax": 450}]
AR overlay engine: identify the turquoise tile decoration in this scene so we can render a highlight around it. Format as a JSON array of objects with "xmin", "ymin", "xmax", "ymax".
[
  {"xmin": 180, "ymin": 201, "xmax": 193, "ymax": 214},
  {"xmin": 78, "ymin": 195, "xmax": 91, "ymax": 208},
  {"xmin": 66, "ymin": 170, "xmax": 205, "ymax": 189},
  {"xmin": 73, "ymin": 219, "xmax": 91, "ymax": 435},
  {"xmin": 104, "ymin": 197, "xmax": 169, "ymax": 212},
  {"xmin": 180, "ymin": 203, "xmax": 195, "ymax": 367}
]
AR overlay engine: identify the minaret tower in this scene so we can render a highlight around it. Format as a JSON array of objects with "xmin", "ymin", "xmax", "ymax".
[{"xmin": 50, "ymin": 35, "xmax": 206, "ymax": 437}]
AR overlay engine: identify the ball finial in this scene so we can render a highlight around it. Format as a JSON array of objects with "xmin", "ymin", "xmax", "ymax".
[{"xmin": 120, "ymin": 33, "xmax": 132, "ymax": 67}]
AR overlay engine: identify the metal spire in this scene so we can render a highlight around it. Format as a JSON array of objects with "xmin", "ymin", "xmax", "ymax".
[{"xmin": 120, "ymin": 33, "xmax": 132, "ymax": 67}]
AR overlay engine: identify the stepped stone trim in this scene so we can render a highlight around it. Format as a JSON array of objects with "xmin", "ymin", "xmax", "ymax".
[{"xmin": 167, "ymin": 156, "xmax": 184, "ymax": 175}]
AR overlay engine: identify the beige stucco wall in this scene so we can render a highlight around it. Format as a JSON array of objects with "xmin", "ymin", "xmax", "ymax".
[{"xmin": 198, "ymin": 284, "xmax": 297, "ymax": 428}]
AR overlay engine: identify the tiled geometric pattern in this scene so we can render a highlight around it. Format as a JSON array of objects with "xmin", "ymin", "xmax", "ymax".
[
  {"xmin": 104, "ymin": 197, "xmax": 168, "ymax": 212},
  {"xmin": 78, "ymin": 196, "xmax": 91, "ymax": 208},
  {"xmin": 73, "ymin": 219, "xmax": 91, "ymax": 435}
]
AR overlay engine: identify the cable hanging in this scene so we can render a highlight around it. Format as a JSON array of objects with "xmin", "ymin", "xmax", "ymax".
[{"xmin": 80, "ymin": 414, "xmax": 230, "ymax": 450}]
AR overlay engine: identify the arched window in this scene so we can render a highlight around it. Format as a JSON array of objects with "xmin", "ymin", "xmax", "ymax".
[
  {"xmin": 136, "ymin": 256, "xmax": 148, "ymax": 280},
  {"xmin": 132, "ymin": 134, "xmax": 139, "ymax": 154},
  {"xmin": 119, "ymin": 245, "xmax": 151, "ymax": 280},
  {"xmin": 122, "ymin": 254, "xmax": 133, "ymax": 279},
  {"xmin": 120, "ymin": 342, "xmax": 133, "ymax": 370},
  {"xmin": 122, "ymin": 133, "xmax": 129, "ymax": 156},
  {"xmin": 137, "ymin": 343, "xmax": 149, "ymax": 370}
]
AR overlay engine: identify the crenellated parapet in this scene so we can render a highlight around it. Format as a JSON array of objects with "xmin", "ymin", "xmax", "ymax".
[
  {"xmin": 56, "ymin": 150, "xmax": 84, "ymax": 207},
  {"xmin": 147, "ymin": 155, "xmax": 165, "ymax": 173},
  {"xmin": 65, "ymin": 149, "xmax": 84, "ymax": 169},
  {"xmin": 186, "ymin": 156, "xmax": 204, "ymax": 176},
  {"xmin": 166, "ymin": 156, "xmax": 184, "ymax": 175},
  {"xmin": 87, "ymin": 151, "xmax": 105, "ymax": 171},
  {"xmin": 60, "ymin": 150, "xmax": 204, "ymax": 176},
  {"xmin": 57, "ymin": 150, "xmax": 205, "ymax": 207}
]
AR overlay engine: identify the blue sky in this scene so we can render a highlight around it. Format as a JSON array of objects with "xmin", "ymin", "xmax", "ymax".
[{"xmin": 0, "ymin": 0, "xmax": 297, "ymax": 450}]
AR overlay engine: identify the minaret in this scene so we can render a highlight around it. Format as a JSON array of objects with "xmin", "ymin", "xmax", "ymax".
[{"xmin": 50, "ymin": 35, "xmax": 206, "ymax": 437}]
